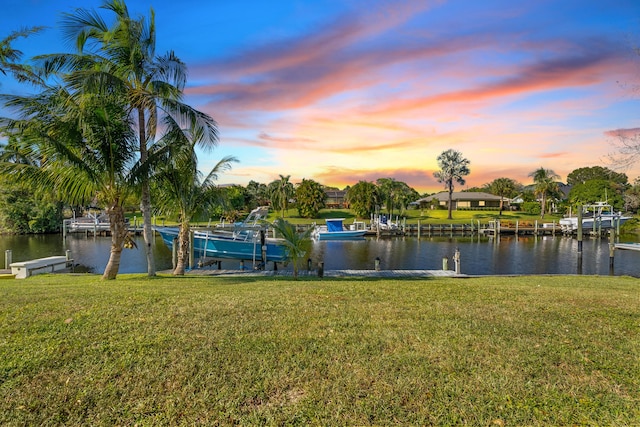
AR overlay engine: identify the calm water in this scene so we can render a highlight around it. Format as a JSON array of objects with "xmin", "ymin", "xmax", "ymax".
[{"xmin": 1, "ymin": 232, "xmax": 639, "ymax": 277}]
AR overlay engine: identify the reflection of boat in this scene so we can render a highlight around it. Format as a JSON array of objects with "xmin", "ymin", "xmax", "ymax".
[
  {"xmin": 154, "ymin": 206, "xmax": 289, "ymax": 266},
  {"xmin": 559, "ymin": 202, "xmax": 631, "ymax": 232},
  {"xmin": 312, "ymin": 218, "xmax": 366, "ymax": 240}
]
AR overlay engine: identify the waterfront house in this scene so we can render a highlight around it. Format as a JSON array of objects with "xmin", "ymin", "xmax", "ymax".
[{"xmin": 413, "ymin": 191, "xmax": 508, "ymax": 210}]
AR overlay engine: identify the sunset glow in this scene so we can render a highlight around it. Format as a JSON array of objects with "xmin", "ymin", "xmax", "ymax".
[{"xmin": 2, "ymin": 0, "xmax": 640, "ymax": 193}]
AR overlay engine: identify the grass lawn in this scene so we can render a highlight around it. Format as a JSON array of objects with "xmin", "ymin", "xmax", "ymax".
[{"xmin": 1, "ymin": 274, "xmax": 638, "ymax": 425}]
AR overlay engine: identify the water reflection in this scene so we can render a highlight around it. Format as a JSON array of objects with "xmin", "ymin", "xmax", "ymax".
[{"xmin": 0, "ymin": 232, "xmax": 638, "ymax": 277}]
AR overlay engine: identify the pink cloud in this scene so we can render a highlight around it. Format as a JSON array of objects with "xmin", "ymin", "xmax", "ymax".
[{"xmin": 604, "ymin": 128, "xmax": 640, "ymax": 139}]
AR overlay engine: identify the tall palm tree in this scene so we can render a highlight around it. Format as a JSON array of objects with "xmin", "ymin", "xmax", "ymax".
[
  {"xmin": 528, "ymin": 167, "xmax": 560, "ymax": 218},
  {"xmin": 0, "ymin": 84, "xmax": 138, "ymax": 279},
  {"xmin": 433, "ymin": 149, "xmax": 470, "ymax": 220},
  {"xmin": 153, "ymin": 145, "xmax": 237, "ymax": 276},
  {"xmin": 42, "ymin": 0, "xmax": 219, "ymax": 276},
  {"xmin": 269, "ymin": 174, "xmax": 294, "ymax": 218}
]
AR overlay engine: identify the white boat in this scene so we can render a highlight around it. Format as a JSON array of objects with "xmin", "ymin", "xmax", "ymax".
[
  {"xmin": 559, "ymin": 202, "xmax": 631, "ymax": 232},
  {"xmin": 312, "ymin": 218, "xmax": 366, "ymax": 240},
  {"xmin": 614, "ymin": 242, "xmax": 640, "ymax": 251}
]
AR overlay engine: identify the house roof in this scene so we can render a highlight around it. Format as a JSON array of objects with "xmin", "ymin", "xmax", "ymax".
[{"xmin": 415, "ymin": 191, "xmax": 505, "ymax": 203}]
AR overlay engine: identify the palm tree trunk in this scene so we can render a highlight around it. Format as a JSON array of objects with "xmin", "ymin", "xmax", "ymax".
[
  {"xmin": 447, "ymin": 183, "xmax": 453, "ymax": 220},
  {"xmin": 103, "ymin": 204, "xmax": 127, "ymax": 280},
  {"xmin": 138, "ymin": 108, "xmax": 156, "ymax": 276},
  {"xmin": 173, "ymin": 220, "xmax": 190, "ymax": 275}
]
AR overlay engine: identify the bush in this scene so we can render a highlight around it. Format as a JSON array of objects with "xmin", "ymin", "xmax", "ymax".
[{"xmin": 521, "ymin": 201, "xmax": 541, "ymax": 215}]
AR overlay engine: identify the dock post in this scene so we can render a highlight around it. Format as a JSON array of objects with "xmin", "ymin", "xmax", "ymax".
[
  {"xmin": 374, "ymin": 257, "xmax": 380, "ymax": 271},
  {"xmin": 307, "ymin": 258, "xmax": 312, "ymax": 271},
  {"xmin": 442, "ymin": 256, "xmax": 449, "ymax": 271},
  {"xmin": 515, "ymin": 220, "xmax": 519, "ymax": 235},
  {"xmin": 453, "ymin": 248, "xmax": 460, "ymax": 274},
  {"xmin": 577, "ymin": 206, "xmax": 583, "ymax": 274},
  {"xmin": 62, "ymin": 220, "xmax": 67, "ymax": 240},
  {"xmin": 240, "ymin": 259, "xmax": 245, "ymax": 270},
  {"xmin": 417, "ymin": 220, "xmax": 421, "ymax": 239},
  {"xmin": 5, "ymin": 250, "xmax": 12, "ymax": 269},
  {"xmin": 318, "ymin": 261, "xmax": 324, "ymax": 278},
  {"xmin": 534, "ymin": 220, "xmax": 538, "ymax": 235},
  {"xmin": 608, "ymin": 229, "xmax": 615, "ymax": 275}
]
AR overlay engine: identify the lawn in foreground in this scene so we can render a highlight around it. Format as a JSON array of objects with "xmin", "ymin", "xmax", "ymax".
[{"xmin": 0, "ymin": 274, "xmax": 638, "ymax": 425}]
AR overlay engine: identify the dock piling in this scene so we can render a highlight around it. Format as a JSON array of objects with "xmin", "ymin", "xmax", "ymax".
[{"xmin": 5, "ymin": 250, "xmax": 12, "ymax": 269}]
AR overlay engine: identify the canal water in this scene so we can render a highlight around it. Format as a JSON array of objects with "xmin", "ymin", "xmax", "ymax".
[{"xmin": 1, "ymin": 232, "xmax": 639, "ymax": 277}]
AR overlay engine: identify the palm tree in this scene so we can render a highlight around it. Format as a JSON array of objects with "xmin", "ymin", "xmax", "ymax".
[
  {"xmin": 0, "ymin": 27, "xmax": 43, "ymax": 81},
  {"xmin": 488, "ymin": 177, "xmax": 518, "ymax": 215},
  {"xmin": 153, "ymin": 145, "xmax": 237, "ymax": 276},
  {"xmin": 433, "ymin": 149, "xmax": 470, "ymax": 220},
  {"xmin": 1, "ymin": 83, "xmax": 137, "ymax": 280},
  {"xmin": 269, "ymin": 174, "xmax": 295, "ymax": 218},
  {"xmin": 528, "ymin": 167, "xmax": 560, "ymax": 218},
  {"xmin": 270, "ymin": 218, "xmax": 311, "ymax": 279},
  {"xmin": 44, "ymin": 0, "xmax": 219, "ymax": 276}
]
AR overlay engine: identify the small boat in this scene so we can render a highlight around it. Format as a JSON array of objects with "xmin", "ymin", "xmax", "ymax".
[
  {"xmin": 614, "ymin": 242, "xmax": 640, "ymax": 251},
  {"xmin": 559, "ymin": 202, "xmax": 632, "ymax": 232},
  {"xmin": 312, "ymin": 218, "xmax": 366, "ymax": 240},
  {"xmin": 154, "ymin": 206, "xmax": 290, "ymax": 266}
]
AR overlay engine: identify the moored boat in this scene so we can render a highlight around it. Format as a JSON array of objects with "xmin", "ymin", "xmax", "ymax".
[
  {"xmin": 559, "ymin": 202, "xmax": 631, "ymax": 233},
  {"xmin": 154, "ymin": 206, "xmax": 290, "ymax": 267},
  {"xmin": 312, "ymin": 218, "xmax": 366, "ymax": 240}
]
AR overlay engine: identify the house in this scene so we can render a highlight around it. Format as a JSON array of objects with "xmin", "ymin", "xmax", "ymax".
[
  {"xmin": 413, "ymin": 191, "xmax": 508, "ymax": 210},
  {"xmin": 325, "ymin": 189, "xmax": 348, "ymax": 208}
]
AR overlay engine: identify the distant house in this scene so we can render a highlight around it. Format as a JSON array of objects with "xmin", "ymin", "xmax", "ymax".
[
  {"xmin": 413, "ymin": 191, "xmax": 508, "ymax": 210},
  {"xmin": 325, "ymin": 189, "xmax": 348, "ymax": 208}
]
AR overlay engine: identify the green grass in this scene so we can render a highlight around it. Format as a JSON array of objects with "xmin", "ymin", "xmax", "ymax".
[{"xmin": 1, "ymin": 274, "xmax": 638, "ymax": 425}]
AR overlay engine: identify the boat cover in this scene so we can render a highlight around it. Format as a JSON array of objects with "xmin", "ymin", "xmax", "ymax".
[{"xmin": 326, "ymin": 219, "xmax": 344, "ymax": 232}]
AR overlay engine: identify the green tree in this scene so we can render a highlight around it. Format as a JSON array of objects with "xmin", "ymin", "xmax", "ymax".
[
  {"xmin": 566, "ymin": 166, "xmax": 628, "ymax": 186},
  {"xmin": 246, "ymin": 180, "xmax": 269, "ymax": 208},
  {"xmin": 0, "ymin": 27, "xmax": 42, "ymax": 81},
  {"xmin": 486, "ymin": 177, "xmax": 519, "ymax": 215},
  {"xmin": 375, "ymin": 178, "xmax": 419, "ymax": 218},
  {"xmin": 346, "ymin": 181, "xmax": 379, "ymax": 218},
  {"xmin": 528, "ymin": 167, "xmax": 561, "ymax": 218},
  {"xmin": 433, "ymin": 149, "xmax": 471, "ymax": 220},
  {"xmin": 52, "ymin": 0, "xmax": 219, "ymax": 276},
  {"xmin": 153, "ymin": 145, "xmax": 237, "ymax": 276},
  {"xmin": 568, "ymin": 179, "xmax": 625, "ymax": 211},
  {"xmin": 270, "ymin": 218, "xmax": 311, "ymax": 279},
  {"xmin": 295, "ymin": 178, "xmax": 326, "ymax": 218},
  {"xmin": 269, "ymin": 175, "xmax": 294, "ymax": 218},
  {"xmin": 1, "ymin": 81, "xmax": 138, "ymax": 279}
]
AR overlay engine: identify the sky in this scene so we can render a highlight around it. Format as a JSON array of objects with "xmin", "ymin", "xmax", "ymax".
[{"xmin": 1, "ymin": 0, "xmax": 640, "ymax": 194}]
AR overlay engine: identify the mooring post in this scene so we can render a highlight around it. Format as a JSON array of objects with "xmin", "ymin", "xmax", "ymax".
[
  {"xmin": 374, "ymin": 257, "xmax": 381, "ymax": 271},
  {"xmin": 442, "ymin": 256, "xmax": 449, "ymax": 271},
  {"xmin": 577, "ymin": 205, "xmax": 583, "ymax": 274},
  {"xmin": 240, "ymin": 259, "xmax": 245, "ymax": 270},
  {"xmin": 608, "ymin": 229, "xmax": 615, "ymax": 275},
  {"xmin": 318, "ymin": 261, "xmax": 324, "ymax": 278},
  {"xmin": 453, "ymin": 248, "xmax": 460, "ymax": 274},
  {"xmin": 417, "ymin": 219, "xmax": 421, "ymax": 239},
  {"xmin": 307, "ymin": 258, "xmax": 312, "ymax": 271},
  {"xmin": 5, "ymin": 249, "xmax": 12, "ymax": 269}
]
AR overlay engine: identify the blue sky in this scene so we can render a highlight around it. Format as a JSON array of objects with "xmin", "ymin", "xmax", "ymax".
[{"xmin": 2, "ymin": 0, "xmax": 640, "ymax": 192}]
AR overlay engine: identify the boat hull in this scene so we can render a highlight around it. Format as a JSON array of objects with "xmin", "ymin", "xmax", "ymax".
[
  {"xmin": 314, "ymin": 230, "xmax": 366, "ymax": 240},
  {"xmin": 155, "ymin": 227, "xmax": 289, "ymax": 262}
]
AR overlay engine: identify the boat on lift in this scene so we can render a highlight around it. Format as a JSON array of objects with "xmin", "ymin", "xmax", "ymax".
[
  {"xmin": 154, "ymin": 206, "xmax": 290, "ymax": 267},
  {"xmin": 559, "ymin": 202, "xmax": 632, "ymax": 233}
]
